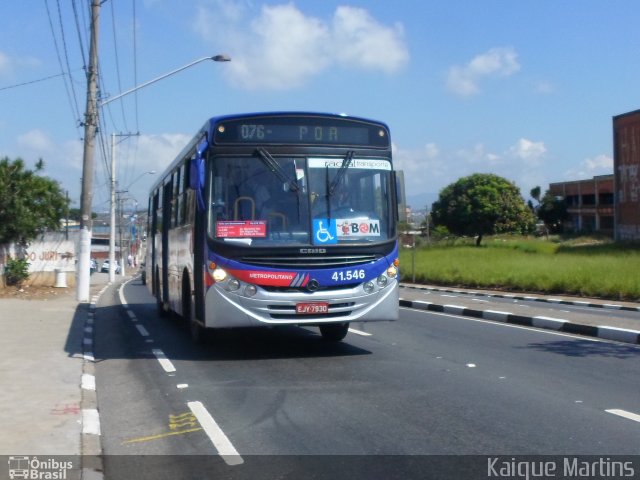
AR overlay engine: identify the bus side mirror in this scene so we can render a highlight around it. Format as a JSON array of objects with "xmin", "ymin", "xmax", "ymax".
[
  {"xmin": 189, "ymin": 157, "xmax": 204, "ymax": 190},
  {"xmin": 189, "ymin": 138, "xmax": 208, "ymax": 190}
]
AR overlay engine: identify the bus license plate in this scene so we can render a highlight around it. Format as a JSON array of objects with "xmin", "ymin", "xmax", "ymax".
[{"xmin": 296, "ymin": 302, "xmax": 329, "ymax": 315}]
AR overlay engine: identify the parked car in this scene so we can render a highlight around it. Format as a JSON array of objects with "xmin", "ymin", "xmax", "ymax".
[{"xmin": 101, "ymin": 260, "xmax": 121, "ymax": 274}]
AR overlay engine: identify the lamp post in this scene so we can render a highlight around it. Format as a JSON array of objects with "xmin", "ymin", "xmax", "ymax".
[{"xmin": 77, "ymin": 54, "xmax": 230, "ymax": 300}]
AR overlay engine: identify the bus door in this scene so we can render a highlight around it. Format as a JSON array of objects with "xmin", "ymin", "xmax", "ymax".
[{"xmin": 150, "ymin": 192, "xmax": 159, "ymax": 296}]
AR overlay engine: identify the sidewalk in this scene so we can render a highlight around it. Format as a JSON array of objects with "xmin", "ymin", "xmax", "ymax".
[
  {"xmin": 400, "ymin": 283, "xmax": 640, "ymax": 345},
  {"xmin": 0, "ymin": 272, "xmax": 111, "ymax": 478}
]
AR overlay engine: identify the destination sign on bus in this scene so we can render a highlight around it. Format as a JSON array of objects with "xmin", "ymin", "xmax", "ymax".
[{"xmin": 214, "ymin": 117, "xmax": 389, "ymax": 147}]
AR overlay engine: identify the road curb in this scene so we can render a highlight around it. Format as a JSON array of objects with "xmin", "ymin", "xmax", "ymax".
[
  {"xmin": 80, "ymin": 284, "xmax": 109, "ymax": 480},
  {"xmin": 400, "ymin": 284, "xmax": 640, "ymax": 312},
  {"xmin": 399, "ymin": 298, "xmax": 640, "ymax": 346}
]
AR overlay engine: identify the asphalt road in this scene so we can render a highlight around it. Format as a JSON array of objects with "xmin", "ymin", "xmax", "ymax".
[{"xmin": 92, "ymin": 278, "xmax": 640, "ymax": 479}]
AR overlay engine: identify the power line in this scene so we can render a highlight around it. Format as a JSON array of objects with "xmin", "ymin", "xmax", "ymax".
[
  {"xmin": 109, "ymin": 0, "xmax": 130, "ymax": 132},
  {"xmin": 55, "ymin": 0, "xmax": 82, "ymax": 119},
  {"xmin": 0, "ymin": 72, "xmax": 66, "ymax": 92},
  {"xmin": 132, "ymin": 0, "xmax": 140, "ymax": 133},
  {"xmin": 70, "ymin": 0, "xmax": 88, "ymax": 69},
  {"xmin": 43, "ymin": 0, "xmax": 82, "ymax": 132}
]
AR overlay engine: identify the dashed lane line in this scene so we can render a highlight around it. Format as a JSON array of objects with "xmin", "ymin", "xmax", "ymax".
[
  {"xmin": 606, "ymin": 409, "xmax": 640, "ymax": 424},
  {"xmin": 152, "ymin": 348, "xmax": 177, "ymax": 373},
  {"xmin": 188, "ymin": 401, "xmax": 244, "ymax": 466}
]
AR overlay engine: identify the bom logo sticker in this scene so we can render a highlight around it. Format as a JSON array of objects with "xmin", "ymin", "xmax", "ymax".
[{"xmin": 337, "ymin": 219, "xmax": 380, "ymax": 237}]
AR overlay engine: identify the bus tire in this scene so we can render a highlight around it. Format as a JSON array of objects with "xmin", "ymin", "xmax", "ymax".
[
  {"xmin": 319, "ymin": 322, "xmax": 349, "ymax": 342},
  {"xmin": 184, "ymin": 274, "xmax": 207, "ymax": 344},
  {"xmin": 156, "ymin": 268, "xmax": 168, "ymax": 317}
]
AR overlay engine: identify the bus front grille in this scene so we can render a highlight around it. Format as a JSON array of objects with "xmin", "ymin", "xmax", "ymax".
[{"xmin": 241, "ymin": 254, "xmax": 378, "ymax": 269}]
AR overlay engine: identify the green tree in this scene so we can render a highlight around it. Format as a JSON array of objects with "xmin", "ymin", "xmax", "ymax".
[
  {"xmin": 537, "ymin": 191, "xmax": 568, "ymax": 233},
  {"xmin": 431, "ymin": 173, "xmax": 536, "ymax": 246},
  {"xmin": 0, "ymin": 157, "xmax": 69, "ymax": 245}
]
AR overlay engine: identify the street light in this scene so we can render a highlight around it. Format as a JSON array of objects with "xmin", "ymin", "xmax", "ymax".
[{"xmin": 77, "ymin": 54, "xmax": 231, "ymax": 301}]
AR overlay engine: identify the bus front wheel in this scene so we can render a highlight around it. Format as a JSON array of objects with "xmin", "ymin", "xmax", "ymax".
[
  {"xmin": 319, "ymin": 322, "xmax": 349, "ymax": 342},
  {"xmin": 184, "ymin": 275, "xmax": 208, "ymax": 344}
]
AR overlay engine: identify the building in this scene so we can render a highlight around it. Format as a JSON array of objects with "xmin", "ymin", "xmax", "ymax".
[
  {"xmin": 613, "ymin": 109, "xmax": 640, "ymax": 240},
  {"xmin": 549, "ymin": 175, "xmax": 615, "ymax": 235}
]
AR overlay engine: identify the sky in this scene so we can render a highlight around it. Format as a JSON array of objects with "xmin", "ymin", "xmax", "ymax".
[{"xmin": 1, "ymin": 0, "xmax": 640, "ymax": 213}]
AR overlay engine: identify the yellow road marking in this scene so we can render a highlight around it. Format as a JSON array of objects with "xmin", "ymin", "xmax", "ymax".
[{"xmin": 122, "ymin": 427, "xmax": 203, "ymax": 444}]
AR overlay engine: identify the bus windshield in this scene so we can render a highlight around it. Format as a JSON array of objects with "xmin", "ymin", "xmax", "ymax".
[{"xmin": 208, "ymin": 154, "xmax": 394, "ymax": 246}]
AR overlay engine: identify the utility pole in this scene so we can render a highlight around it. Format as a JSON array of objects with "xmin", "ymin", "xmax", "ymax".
[
  {"xmin": 77, "ymin": 0, "xmax": 100, "ymax": 302},
  {"xmin": 109, "ymin": 132, "xmax": 140, "ymax": 283}
]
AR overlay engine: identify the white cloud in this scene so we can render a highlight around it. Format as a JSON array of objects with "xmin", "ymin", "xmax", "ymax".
[
  {"xmin": 456, "ymin": 143, "xmax": 502, "ymax": 165},
  {"xmin": 17, "ymin": 129, "xmax": 55, "ymax": 152},
  {"xmin": 564, "ymin": 154, "xmax": 613, "ymax": 180},
  {"xmin": 534, "ymin": 80, "xmax": 555, "ymax": 94},
  {"xmin": 394, "ymin": 137, "xmax": 555, "ymax": 203},
  {"xmin": 446, "ymin": 47, "xmax": 520, "ymax": 97},
  {"xmin": 0, "ymin": 51, "xmax": 10, "ymax": 76},
  {"xmin": 0, "ymin": 51, "xmax": 41, "ymax": 77},
  {"xmin": 332, "ymin": 6, "xmax": 408, "ymax": 73},
  {"xmin": 113, "ymin": 133, "xmax": 191, "ymax": 202},
  {"xmin": 193, "ymin": 2, "xmax": 408, "ymax": 90},
  {"xmin": 508, "ymin": 138, "xmax": 547, "ymax": 166}
]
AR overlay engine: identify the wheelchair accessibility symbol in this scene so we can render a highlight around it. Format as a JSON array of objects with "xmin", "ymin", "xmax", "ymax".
[{"xmin": 313, "ymin": 219, "xmax": 337, "ymax": 245}]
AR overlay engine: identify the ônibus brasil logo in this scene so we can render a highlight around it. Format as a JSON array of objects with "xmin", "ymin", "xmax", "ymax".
[{"xmin": 7, "ymin": 456, "xmax": 73, "ymax": 479}]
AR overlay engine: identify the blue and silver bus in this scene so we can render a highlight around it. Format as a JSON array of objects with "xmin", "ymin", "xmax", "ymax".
[{"xmin": 146, "ymin": 112, "xmax": 399, "ymax": 342}]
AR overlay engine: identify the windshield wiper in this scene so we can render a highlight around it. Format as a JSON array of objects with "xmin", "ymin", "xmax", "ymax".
[
  {"xmin": 255, "ymin": 147, "xmax": 299, "ymax": 193},
  {"xmin": 323, "ymin": 150, "xmax": 355, "ymax": 221},
  {"xmin": 328, "ymin": 150, "xmax": 354, "ymax": 196}
]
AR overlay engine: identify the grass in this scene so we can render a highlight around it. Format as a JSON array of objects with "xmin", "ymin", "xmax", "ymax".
[{"xmin": 399, "ymin": 235, "xmax": 640, "ymax": 300}]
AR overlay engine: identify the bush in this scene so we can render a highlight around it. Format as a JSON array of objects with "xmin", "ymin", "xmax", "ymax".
[{"xmin": 5, "ymin": 257, "xmax": 30, "ymax": 286}]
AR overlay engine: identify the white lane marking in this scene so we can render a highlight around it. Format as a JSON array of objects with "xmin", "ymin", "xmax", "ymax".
[
  {"xmin": 118, "ymin": 284, "xmax": 128, "ymax": 306},
  {"xmin": 348, "ymin": 328, "xmax": 372, "ymax": 337},
  {"xmin": 127, "ymin": 310, "xmax": 137, "ymax": 321},
  {"xmin": 83, "ymin": 352, "xmax": 95, "ymax": 362},
  {"xmin": 177, "ymin": 384, "xmax": 189, "ymax": 389},
  {"xmin": 466, "ymin": 363, "xmax": 476, "ymax": 368},
  {"xmin": 135, "ymin": 324, "xmax": 150, "ymax": 337},
  {"xmin": 606, "ymin": 409, "xmax": 640, "ymax": 423},
  {"xmin": 81, "ymin": 373, "xmax": 96, "ymax": 391},
  {"xmin": 152, "ymin": 349, "xmax": 176, "ymax": 373},
  {"xmin": 188, "ymin": 401, "xmax": 244, "ymax": 465},
  {"xmin": 471, "ymin": 299, "xmax": 489, "ymax": 303},
  {"xmin": 82, "ymin": 409, "xmax": 101, "ymax": 435},
  {"xmin": 441, "ymin": 294, "xmax": 458, "ymax": 298}
]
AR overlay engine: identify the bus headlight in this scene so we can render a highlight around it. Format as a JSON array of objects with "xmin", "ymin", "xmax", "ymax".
[
  {"xmin": 386, "ymin": 265, "xmax": 398, "ymax": 278},
  {"xmin": 213, "ymin": 268, "xmax": 228, "ymax": 282},
  {"xmin": 377, "ymin": 275, "xmax": 388, "ymax": 288},
  {"xmin": 227, "ymin": 278, "xmax": 240, "ymax": 291},
  {"xmin": 244, "ymin": 284, "xmax": 257, "ymax": 297},
  {"xmin": 363, "ymin": 281, "xmax": 375, "ymax": 294}
]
